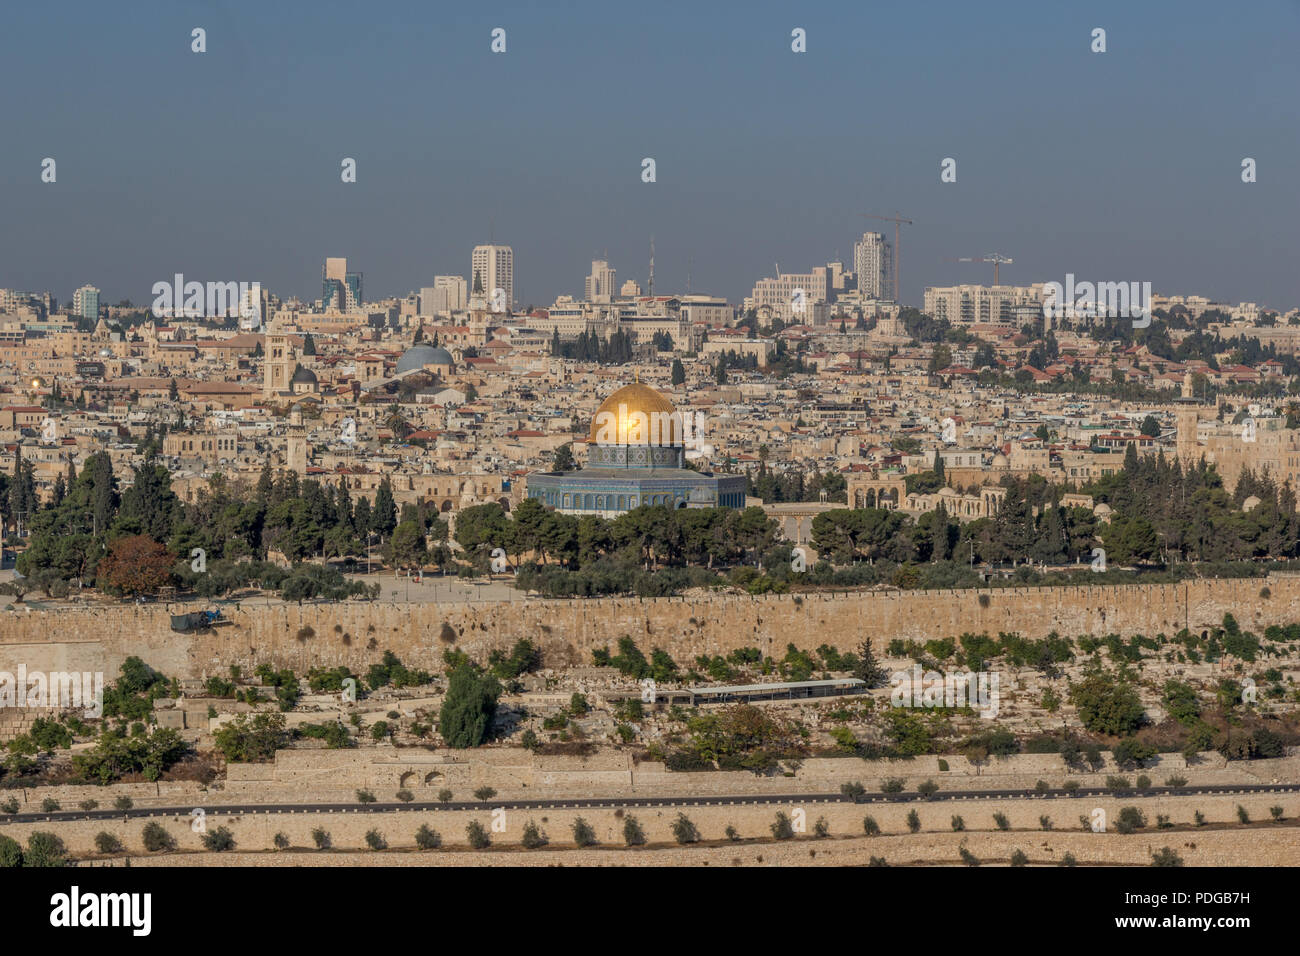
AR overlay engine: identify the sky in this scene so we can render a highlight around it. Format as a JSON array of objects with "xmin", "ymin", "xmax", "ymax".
[{"xmin": 1, "ymin": 0, "xmax": 1298, "ymax": 312}]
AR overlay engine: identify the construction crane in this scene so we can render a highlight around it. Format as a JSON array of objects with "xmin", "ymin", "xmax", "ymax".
[
  {"xmin": 945, "ymin": 254, "xmax": 1014, "ymax": 285},
  {"xmin": 862, "ymin": 212, "xmax": 912, "ymax": 303}
]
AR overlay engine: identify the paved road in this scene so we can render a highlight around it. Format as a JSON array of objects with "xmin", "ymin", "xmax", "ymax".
[{"xmin": 8, "ymin": 782, "xmax": 1300, "ymax": 824}]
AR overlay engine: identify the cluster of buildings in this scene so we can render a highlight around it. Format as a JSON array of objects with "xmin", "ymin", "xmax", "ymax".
[{"xmin": 0, "ymin": 244, "xmax": 1296, "ymax": 552}]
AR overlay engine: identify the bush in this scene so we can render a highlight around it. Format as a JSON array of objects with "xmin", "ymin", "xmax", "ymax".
[
  {"xmin": 356, "ymin": 789, "xmax": 376, "ymax": 803},
  {"xmin": 141, "ymin": 822, "xmax": 175, "ymax": 852},
  {"xmin": 1116, "ymin": 806, "xmax": 1147, "ymax": 834},
  {"xmin": 94, "ymin": 832, "xmax": 122, "ymax": 854},
  {"xmin": 1059, "ymin": 852, "xmax": 1077, "ymax": 867},
  {"xmin": 881, "ymin": 777, "xmax": 905, "ymax": 794},
  {"xmin": 0, "ymin": 798, "xmax": 18, "ymax": 815},
  {"xmin": 364, "ymin": 829, "xmax": 386, "ymax": 850},
  {"xmin": 1040, "ymin": 815, "xmax": 1053, "ymax": 831},
  {"xmin": 1151, "ymin": 847, "xmax": 1184, "ymax": 867},
  {"xmin": 958, "ymin": 845, "xmax": 979, "ymax": 866},
  {"xmin": 396, "ymin": 789, "xmax": 414, "ymax": 803},
  {"xmin": 467, "ymin": 820, "xmax": 491, "ymax": 849},
  {"xmin": 40, "ymin": 798, "xmax": 61, "ymax": 812},
  {"xmin": 522, "ymin": 821, "xmax": 548, "ymax": 849},
  {"xmin": 813, "ymin": 816, "xmax": 830, "ymax": 838},
  {"xmin": 1105, "ymin": 776, "xmax": 1131, "ymax": 791},
  {"xmin": 473, "ymin": 786, "xmax": 497, "ymax": 802},
  {"xmin": 840, "ymin": 781, "xmax": 866, "ymax": 801},
  {"xmin": 1010, "ymin": 849, "xmax": 1029, "ymax": 867},
  {"xmin": 1135, "ymin": 774, "xmax": 1152, "ymax": 791},
  {"xmin": 273, "ymin": 832, "xmax": 290, "ymax": 850},
  {"xmin": 23, "ymin": 832, "xmax": 67, "ymax": 867},
  {"xmin": 1165, "ymin": 775, "xmax": 1188, "ymax": 788},
  {"xmin": 992, "ymin": 812, "xmax": 1010, "ymax": 831},
  {"xmin": 863, "ymin": 816, "xmax": 881, "ymax": 836},
  {"xmin": 438, "ymin": 788, "xmax": 453, "ymax": 803},
  {"xmin": 1236, "ymin": 805, "xmax": 1250, "ymax": 824},
  {"xmin": 0, "ymin": 835, "xmax": 21, "ymax": 867},
  {"xmin": 672, "ymin": 813, "xmax": 700, "ymax": 844},
  {"xmin": 572, "ymin": 817, "xmax": 597, "ymax": 847},
  {"xmin": 623, "ymin": 815, "xmax": 646, "ymax": 846},
  {"xmin": 1113, "ymin": 737, "xmax": 1157, "ymax": 770},
  {"xmin": 906, "ymin": 809, "xmax": 921, "ymax": 833},
  {"xmin": 312, "ymin": 827, "xmax": 331, "ymax": 849},
  {"xmin": 202, "ymin": 826, "xmax": 235, "ymax": 852},
  {"xmin": 78, "ymin": 800, "xmax": 99, "ymax": 811},
  {"xmin": 1069, "ymin": 670, "xmax": 1146, "ymax": 736},
  {"xmin": 1034, "ymin": 779, "xmax": 1049, "ymax": 793},
  {"xmin": 415, "ymin": 824, "xmax": 441, "ymax": 849},
  {"xmin": 917, "ymin": 779, "xmax": 940, "ymax": 800},
  {"xmin": 771, "ymin": 812, "xmax": 795, "ymax": 840},
  {"xmin": 114, "ymin": 796, "xmax": 134, "ymax": 811},
  {"xmin": 1270, "ymin": 806, "xmax": 1284, "ymax": 822},
  {"xmin": 951, "ymin": 815, "xmax": 965, "ymax": 832}
]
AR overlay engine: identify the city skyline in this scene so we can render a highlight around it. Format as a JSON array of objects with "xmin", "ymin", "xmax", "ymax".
[{"xmin": 1, "ymin": 0, "xmax": 1297, "ymax": 310}]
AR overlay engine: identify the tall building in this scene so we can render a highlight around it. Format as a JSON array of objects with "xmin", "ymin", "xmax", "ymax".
[
  {"xmin": 421, "ymin": 275, "xmax": 466, "ymax": 316},
  {"xmin": 263, "ymin": 329, "xmax": 296, "ymax": 398},
  {"xmin": 853, "ymin": 233, "xmax": 891, "ymax": 301},
  {"xmin": 471, "ymin": 244, "xmax": 513, "ymax": 311},
  {"xmin": 72, "ymin": 285, "xmax": 100, "ymax": 321},
  {"xmin": 585, "ymin": 259, "xmax": 617, "ymax": 303},
  {"xmin": 322, "ymin": 257, "xmax": 363, "ymax": 310}
]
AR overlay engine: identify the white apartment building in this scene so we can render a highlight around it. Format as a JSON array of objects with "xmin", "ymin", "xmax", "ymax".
[
  {"xmin": 924, "ymin": 284, "xmax": 1045, "ymax": 326},
  {"xmin": 853, "ymin": 233, "xmax": 891, "ymax": 301},
  {"xmin": 471, "ymin": 244, "xmax": 514, "ymax": 309},
  {"xmin": 585, "ymin": 259, "xmax": 617, "ymax": 303},
  {"xmin": 421, "ymin": 275, "xmax": 467, "ymax": 316}
]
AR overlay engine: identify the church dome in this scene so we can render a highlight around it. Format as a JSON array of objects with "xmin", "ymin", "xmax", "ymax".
[
  {"xmin": 291, "ymin": 365, "xmax": 318, "ymax": 385},
  {"xmin": 589, "ymin": 382, "xmax": 681, "ymax": 445},
  {"xmin": 397, "ymin": 344, "xmax": 453, "ymax": 374}
]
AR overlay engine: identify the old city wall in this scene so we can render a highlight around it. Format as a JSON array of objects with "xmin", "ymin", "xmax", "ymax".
[{"xmin": 0, "ymin": 573, "xmax": 1293, "ymax": 681}]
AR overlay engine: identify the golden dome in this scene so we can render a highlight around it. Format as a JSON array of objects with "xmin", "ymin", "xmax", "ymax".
[{"xmin": 589, "ymin": 382, "xmax": 680, "ymax": 445}]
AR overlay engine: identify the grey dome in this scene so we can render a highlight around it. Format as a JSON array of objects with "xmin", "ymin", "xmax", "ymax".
[
  {"xmin": 291, "ymin": 365, "xmax": 318, "ymax": 384},
  {"xmin": 396, "ymin": 344, "xmax": 453, "ymax": 374}
]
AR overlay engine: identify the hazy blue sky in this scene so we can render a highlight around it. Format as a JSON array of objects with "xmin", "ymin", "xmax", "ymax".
[{"xmin": 2, "ymin": 0, "xmax": 1297, "ymax": 310}]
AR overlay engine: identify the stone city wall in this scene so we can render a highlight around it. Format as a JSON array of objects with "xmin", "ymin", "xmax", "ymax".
[{"xmin": 0, "ymin": 573, "xmax": 1293, "ymax": 682}]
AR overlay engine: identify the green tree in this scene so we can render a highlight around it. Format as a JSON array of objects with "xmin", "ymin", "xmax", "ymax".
[
  {"xmin": 372, "ymin": 479, "xmax": 397, "ymax": 537},
  {"xmin": 386, "ymin": 520, "xmax": 427, "ymax": 568},
  {"xmin": 552, "ymin": 444, "xmax": 576, "ymax": 473},
  {"xmin": 437, "ymin": 662, "xmax": 501, "ymax": 748}
]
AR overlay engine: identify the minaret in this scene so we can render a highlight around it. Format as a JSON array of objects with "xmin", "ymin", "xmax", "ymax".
[
  {"xmin": 286, "ymin": 403, "xmax": 310, "ymax": 474},
  {"xmin": 648, "ymin": 237, "xmax": 655, "ymax": 296},
  {"xmin": 468, "ymin": 269, "xmax": 489, "ymax": 341},
  {"xmin": 1175, "ymin": 405, "xmax": 1200, "ymax": 464}
]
